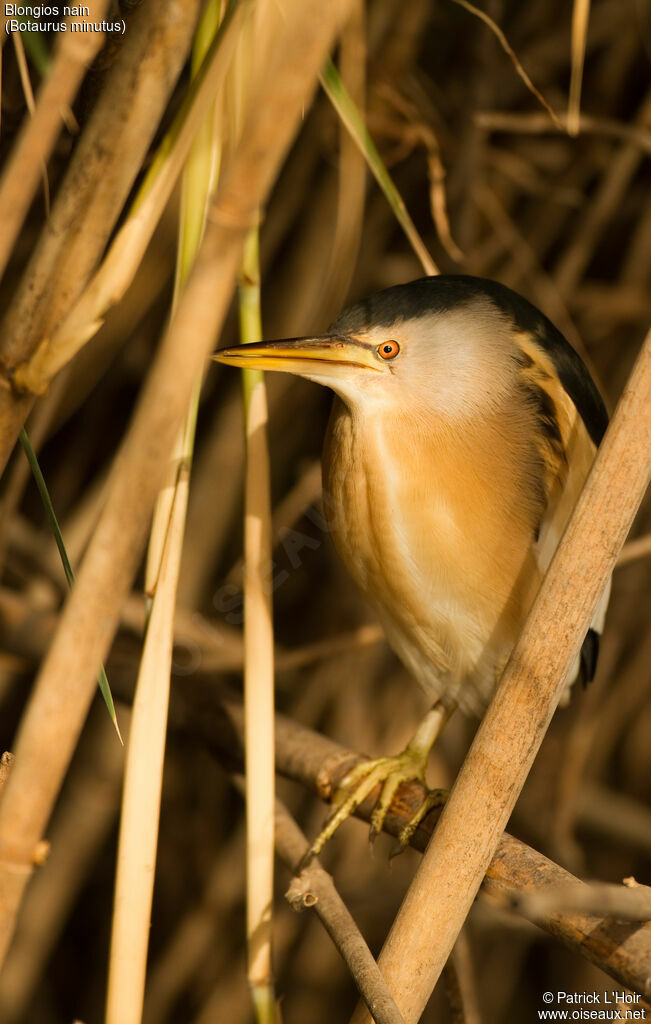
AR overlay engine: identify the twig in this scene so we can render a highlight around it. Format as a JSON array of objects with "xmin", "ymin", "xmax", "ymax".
[
  {"xmin": 617, "ymin": 532, "xmax": 651, "ymax": 566},
  {"xmin": 475, "ymin": 110, "xmax": 651, "ymax": 156},
  {"xmin": 276, "ymin": 800, "xmax": 406, "ymax": 1024},
  {"xmin": 441, "ymin": 931, "xmax": 481, "ymax": 1024},
  {"xmin": 348, "ymin": 329, "xmax": 651, "ymax": 1023},
  {"xmin": 450, "ymin": 0, "xmax": 563, "ymax": 131},
  {"xmin": 514, "ymin": 880, "xmax": 651, "ymax": 923}
]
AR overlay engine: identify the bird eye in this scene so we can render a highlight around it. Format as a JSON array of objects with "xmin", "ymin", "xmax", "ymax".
[{"xmin": 377, "ymin": 340, "xmax": 400, "ymax": 360}]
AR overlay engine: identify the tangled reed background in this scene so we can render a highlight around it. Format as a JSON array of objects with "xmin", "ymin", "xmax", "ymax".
[{"xmin": 0, "ymin": 1, "xmax": 649, "ymax": 1021}]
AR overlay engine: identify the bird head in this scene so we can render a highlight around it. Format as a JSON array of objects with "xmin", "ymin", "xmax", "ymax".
[{"xmin": 212, "ymin": 276, "xmax": 604, "ymax": 431}]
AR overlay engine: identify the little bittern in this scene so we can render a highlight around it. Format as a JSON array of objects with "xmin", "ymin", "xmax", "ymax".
[{"xmin": 214, "ymin": 275, "xmax": 609, "ymax": 855}]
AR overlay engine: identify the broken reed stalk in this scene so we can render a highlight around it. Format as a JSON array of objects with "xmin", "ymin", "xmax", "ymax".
[
  {"xmin": 0, "ymin": 0, "xmax": 354, "ymax": 969},
  {"xmin": 0, "ymin": 0, "xmax": 110, "ymax": 279},
  {"xmin": 0, "ymin": 0, "xmax": 202, "ymax": 476},
  {"xmin": 350, "ymin": 332, "xmax": 651, "ymax": 1024}
]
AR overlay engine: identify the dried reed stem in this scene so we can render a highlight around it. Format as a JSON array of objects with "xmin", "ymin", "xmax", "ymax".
[
  {"xmin": 0, "ymin": 711, "xmax": 126, "ymax": 1024},
  {"xmin": 20, "ymin": 0, "xmax": 244, "ymax": 399},
  {"xmin": 104, "ymin": 18, "xmax": 213, "ymax": 988},
  {"xmin": 239, "ymin": 252, "xmax": 277, "ymax": 1017},
  {"xmin": 0, "ymin": 0, "xmax": 202, "ymax": 475},
  {"xmin": 105, "ymin": 464, "xmax": 190, "ymax": 1024},
  {"xmin": 350, "ymin": 331, "xmax": 651, "ymax": 1023},
  {"xmin": 228, "ymin": 11, "xmax": 277, "ymax": 1014},
  {"xmin": 568, "ymin": 0, "xmax": 591, "ymax": 136},
  {"xmin": 0, "ymin": 0, "xmax": 110, "ymax": 279},
  {"xmin": 0, "ymin": 0, "xmax": 354, "ymax": 967}
]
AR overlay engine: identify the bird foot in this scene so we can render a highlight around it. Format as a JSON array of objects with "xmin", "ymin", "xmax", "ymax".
[{"xmin": 304, "ymin": 745, "xmax": 443, "ymax": 864}]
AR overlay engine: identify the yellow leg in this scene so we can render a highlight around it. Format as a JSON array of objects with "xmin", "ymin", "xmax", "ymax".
[{"xmin": 307, "ymin": 697, "xmax": 456, "ymax": 860}]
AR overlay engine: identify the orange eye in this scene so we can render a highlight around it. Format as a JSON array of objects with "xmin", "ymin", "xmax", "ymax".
[{"xmin": 377, "ymin": 340, "xmax": 400, "ymax": 360}]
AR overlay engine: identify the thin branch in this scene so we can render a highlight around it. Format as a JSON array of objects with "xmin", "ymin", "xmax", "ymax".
[
  {"xmin": 475, "ymin": 110, "xmax": 651, "ymax": 156},
  {"xmin": 617, "ymin": 532, "xmax": 651, "ymax": 566},
  {"xmin": 276, "ymin": 800, "xmax": 406, "ymax": 1024},
  {"xmin": 514, "ymin": 880, "xmax": 651, "ymax": 923},
  {"xmin": 450, "ymin": 0, "xmax": 563, "ymax": 130}
]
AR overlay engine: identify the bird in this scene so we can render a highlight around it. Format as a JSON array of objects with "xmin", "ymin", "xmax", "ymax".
[{"xmin": 213, "ymin": 274, "xmax": 610, "ymax": 857}]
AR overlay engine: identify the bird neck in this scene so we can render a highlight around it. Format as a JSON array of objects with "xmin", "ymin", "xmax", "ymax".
[{"xmin": 322, "ymin": 393, "xmax": 543, "ymax": 601}]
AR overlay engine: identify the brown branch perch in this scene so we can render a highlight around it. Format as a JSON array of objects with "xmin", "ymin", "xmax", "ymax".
[{"xmin": 195, "ymin": 695, "xmax": 651, "ymax": 1001}]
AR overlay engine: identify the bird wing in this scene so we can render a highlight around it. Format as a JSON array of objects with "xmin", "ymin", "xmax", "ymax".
[{"xmin": 516, "ymin": 330, "xmax": 610, "ymax": 686}]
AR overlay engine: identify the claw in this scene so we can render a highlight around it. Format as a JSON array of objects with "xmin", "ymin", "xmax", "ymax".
[
  {"xmin": 390, "ymin": 787, "xmax": 448, "ymax": 857},
  {"xmin": 305, "ymin": 698, "xmax": 456, "ymax": 861}
]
